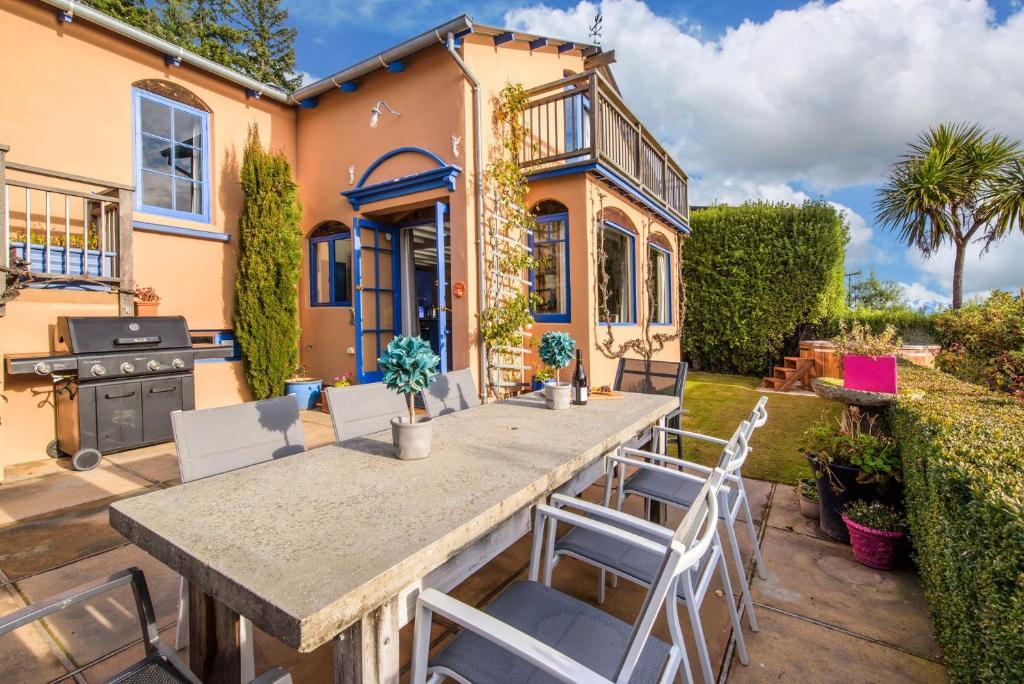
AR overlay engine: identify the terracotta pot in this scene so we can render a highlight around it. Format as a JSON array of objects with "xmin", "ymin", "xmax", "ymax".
[
  {"xmin": 843, "ymin": 354, "xmax": 897, "ymax": 394},
  {"xmin": 843, "ymin": 515, "xmax": 905, "ymax": 570},
  {"xmin": 134, "ymin": 300, "xmax": 159, "ymax": 316}
]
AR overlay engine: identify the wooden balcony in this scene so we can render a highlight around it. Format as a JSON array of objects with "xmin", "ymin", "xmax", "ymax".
[{"xmin": 518, "ymin": 70, "xmax": 689, "ymax": 225}]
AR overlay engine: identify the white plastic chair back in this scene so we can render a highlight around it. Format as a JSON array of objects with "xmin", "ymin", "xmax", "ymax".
[
  {"xmin": 422, "ymin": 369, "xmax": 480, "ymax": 418},
  {"xmin": 717, "ymin": 421, "xmax": 751, "ymax": 475},
  {"xmin": 746, "ymin": 396, "xmax": 768, "ymax": 434},
  {"xmin": 172, "ymin": 396, "xmax": 306, "ymax": 483},
  {"xmin": 325, "ymin": 383, "xmax": 408, "ymax": 442},
  {"xmin": 615, "ymin": 468, "xmax": 725, "ymax": 682}
]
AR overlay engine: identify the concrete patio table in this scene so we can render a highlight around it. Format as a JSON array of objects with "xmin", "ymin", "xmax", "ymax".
[{"xmin": 109, "ymin": 391, "xmax": 676, "ymax": 683}]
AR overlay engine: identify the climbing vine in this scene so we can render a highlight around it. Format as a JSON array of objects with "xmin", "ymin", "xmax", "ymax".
[
  {"xmin": 478, "ymin": 82, "xmax": 539, "ymax": 398},
  {"xmin": 592, "ymin": 188, "xmax": 686, "ymax": 361}
]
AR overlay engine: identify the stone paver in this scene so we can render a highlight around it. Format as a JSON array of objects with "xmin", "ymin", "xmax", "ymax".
[
  {"xmin": 0, "ymin": 585, "xmax": 69, "ymax": 682},
  {"xmin": 105, "ymin": 446, "xmax": 180, "ymax": 485},
  {"xmin": 0, "ymin": 463, "xmax": 149, "ymax": 526},
  {"xmin": 767, "ymin": 484, "xmax": 831, "ymax": 542}
]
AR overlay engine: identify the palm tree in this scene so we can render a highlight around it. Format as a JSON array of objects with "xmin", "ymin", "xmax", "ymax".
[{"xmin": 875, "ymin": 123, "xmax": 1024, "ymax": 308}]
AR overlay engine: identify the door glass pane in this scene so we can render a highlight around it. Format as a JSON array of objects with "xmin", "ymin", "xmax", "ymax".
[
  {"xmin": 140, "ymin": 98, "xmax": 171, "ymax": 138},
  {"xmin": 377, "ymin": 248, "xmax": 394, "ymax": 289},
  {"xmin": 361, "ymin": 332, "xmax": 378, "ymax": 373},
  {"xmin": 360, "ymin": 246, "xmax": 377, "ymax": 289},
  {"xmin": 332, "ymin": 238, "xmax": 351, "ymax": 304},
  {"xmin": 361, "ymin": 293, "xmax": 378, "ymax": 330},
  {"xmin": 314, "ymin": 241, "xmax": 330, "ymax": 304},
  {"xmin": 174, "ymin": 179, "xmax": 201, "ymax": 214},
  {"xmin": 379, "ymin": 296, "xmax": 394, "ymax": 328},
  {"xmin": 174, "ymin": 108, "xmax": 203, "ymax": 147},
  {"xmin": 142, "ymin": 135, "xmax": 172, "ymax": 172},
  {"xmin": 141, "ymin": 171, "xmax": 172, "ymax": 209}
]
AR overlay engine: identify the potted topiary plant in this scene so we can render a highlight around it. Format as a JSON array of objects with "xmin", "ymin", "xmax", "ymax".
[
  {"xmin": 841, "ymin": 500, "xmax": 907, "ymax": 570},
  {"xmin": 284, "ymin": 364, "xmax": 323, "ymax": 410},
  {"xmin": 538, "ymin": 331, "xmax": 575, "ymax": 410},
  {"xmin": 801, "ymin": 412, "xmax": 901, "ymax": 542},
  {"xmin": 797, "ymin": 478, "xmax": 819, "ymax": 519},
  {"xmin": 133, "ymin": 286, "xmax": 160, "ymax": 316},
  {"xmin": 833, "ymin": 321, "xmax": 901, "ymax": 394},
  {"xmin": 378, "ymin": 335, "xmax": 440, "ymax": 460}
]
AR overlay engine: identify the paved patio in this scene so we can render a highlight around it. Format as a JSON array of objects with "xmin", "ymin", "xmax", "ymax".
[{"xmin": 0, "ymin": 411, "xmax": 946, "ymax": 683}]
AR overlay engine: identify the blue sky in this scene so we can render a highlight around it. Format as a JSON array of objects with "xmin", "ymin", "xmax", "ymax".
[{"xmin": 283, "ymin": 0, "xmax": 1024, "ymax": 307}]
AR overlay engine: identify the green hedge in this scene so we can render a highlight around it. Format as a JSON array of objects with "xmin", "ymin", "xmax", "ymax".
[
  {"xmin": 683, "ymin": 201, "xmax": 847, "ymax": 375},
  {"xmin": 809, "ymin": 308, "xmax": 937, "ymax": 345},
  {"xmin": 892, "ymin": 364, "xmax": 1024, "ymax": 681}
]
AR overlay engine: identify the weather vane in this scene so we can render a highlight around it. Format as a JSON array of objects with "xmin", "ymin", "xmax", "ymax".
[{"xmin": 588, "ymin": 11, "xmax": 603, "ymax": 45}]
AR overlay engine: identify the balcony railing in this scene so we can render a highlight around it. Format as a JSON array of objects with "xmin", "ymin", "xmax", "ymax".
[
  {"xmin": 1, "ymin": 144, "xmax": 135, "ymax": 314},
  {"xmin": 518, "ymin": 70, "xmax": 689, "ymax": 224}
]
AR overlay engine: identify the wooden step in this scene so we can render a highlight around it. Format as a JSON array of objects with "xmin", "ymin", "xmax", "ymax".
[
  {"xmin": 762, "ymin": 358, "xmax": 814, "ymax": 392},
  {"xmin": 783, "ymin": 356, "xmax": 802, "ymax": 368}
]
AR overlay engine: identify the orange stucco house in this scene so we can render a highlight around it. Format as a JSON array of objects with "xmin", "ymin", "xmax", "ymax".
[{"xmin": 0, "ymin": 0, "xmax": 689, "ymax": 475}]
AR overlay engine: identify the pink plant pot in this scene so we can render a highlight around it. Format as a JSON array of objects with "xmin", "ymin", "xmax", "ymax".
[
  {"xmin": 842, "ymin": 515, "xmax": 905, "ymax": 570},
  {"xmin": 843, "ymin": 354, "xmax": 897, "ymax": 394}
]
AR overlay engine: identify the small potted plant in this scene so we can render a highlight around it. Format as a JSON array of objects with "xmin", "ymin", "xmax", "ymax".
[
  {"xmin": 797, "ymin": 477, "xmax": 819, "ymax": 519},
  {"xmin": 531, "ymin": 365, "xmax": 554, "ymax": 391},
  {"xmin": 841, "ymin": 500, "xmax": 907, "ymax": 570},
  {"xmin": 378, "ymin": 335, "xmax": 440, "ymax": 460},
  {"xmin": 538, "ymin": 331, "xmax": 575, "ymax": 410},
  {"xmin": 133, "ymin": 286, "xmax": 160, "ymax": 316},
  {"xmin": 833, "ymin": 321, "xmax": 901, "ymax": 394},
  {"xmin": 284, "ymin": 364, "xmax": 323, "ymax": 410},
  {"xmin": 321, "ymin": 372, "xmax": 353, "ymax": 413}
]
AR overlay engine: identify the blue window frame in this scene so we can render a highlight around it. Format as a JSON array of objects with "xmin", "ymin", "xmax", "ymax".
[
  {"xmin": 132, "ymin": 88, "xmax": 211, "ymax": 222},
  {"xmin": 600, "ymin": 221, "xmax": 636, "ymax": 324},
  {"xmin": 649, "ymin": 242, "xmax": 672, "ymax": 325},
  {"xmin": 309, "ymin": 223, "xmax": 353, "ymax": 306},
  {"xmin": 529, "ymin": 212, "xmax": 570, "ymax": 322}
]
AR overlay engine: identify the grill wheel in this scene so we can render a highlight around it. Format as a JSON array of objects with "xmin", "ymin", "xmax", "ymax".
[{"xmin": 71, "ymin": 448, "xmax": 103, "ymax": 471}]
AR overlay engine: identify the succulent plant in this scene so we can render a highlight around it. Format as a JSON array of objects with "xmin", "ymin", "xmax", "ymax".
[{"xmin": 378, "ymin": 336, "xmax": 440, "ymax": 423}]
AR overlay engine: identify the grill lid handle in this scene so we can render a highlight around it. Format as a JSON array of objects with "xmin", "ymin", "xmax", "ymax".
[{"xmin": 113, "ymin": 336, "xmax": 161, "ymax": 345}]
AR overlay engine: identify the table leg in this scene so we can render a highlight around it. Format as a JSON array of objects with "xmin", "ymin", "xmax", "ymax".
[
  {"xmin": 334, "ymin": 597, "xmax": 400, "ymax": 684},
  {"xmin": 188, "ymin": 586, "xmax": 241, "ymax": 684}
]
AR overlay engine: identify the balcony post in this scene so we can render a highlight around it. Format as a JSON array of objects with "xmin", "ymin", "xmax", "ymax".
[
  {"xmin": 635, "ymin": 123, "xmax": 643, "ymax": 182},
  {"xmin": 588, "ymin": 73, "xmax": 599, "ymax": 160},
  {"xmin": 117, "ymin": 187, "xmax": 134, "ymax": 316},
  {"xmin": 0, "ymin": 144, "xmax": 8, "ymax": 271},
  {"xmin": 661, "ymin": 151, "xmax": 668, "ymax": 202}
]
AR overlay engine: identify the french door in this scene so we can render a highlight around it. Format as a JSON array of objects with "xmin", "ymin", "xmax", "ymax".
[{"xmin": 353, "ymin": 218, "xmax": 400, "ymax": 383}]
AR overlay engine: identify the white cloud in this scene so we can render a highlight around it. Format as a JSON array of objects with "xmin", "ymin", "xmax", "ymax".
[
  {"xmin": 296, "ymin": 70, "xmax": 320, "ymax": 87},
  {"xmin": 505, "ymin": 0, "xmax": 1024, "ymax": 295},
  {"xmin": 899, "ymin": 281, "xmax": 951, "ymax": 310},
  {"xmin": 905, "ymin": 231, "xmax": 1024, "ymax": 296}
]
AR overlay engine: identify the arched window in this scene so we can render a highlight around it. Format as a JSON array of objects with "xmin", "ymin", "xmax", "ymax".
[
  {"xmin": 530, "ymin": 200, "xmax": 570, "ymax": 322},
  {"xmin": 648, "ymin": 235, "xmax": 673, "ymax": 325},
  {"xmin": 132, "ymin": 81, "xmax": 211, "ymax": 222},
  {"xmin": 599, "ymin": 208, "xmax": 636, "ymax": 324},
  {"xmin": 309, "ymin": 221, "xmax": 353, "ymax": 306}
]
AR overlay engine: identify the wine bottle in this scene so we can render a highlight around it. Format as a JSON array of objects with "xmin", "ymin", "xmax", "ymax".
[{"xmin": 572, "ymin": 350, "xmax": 588, "ymax": 405}]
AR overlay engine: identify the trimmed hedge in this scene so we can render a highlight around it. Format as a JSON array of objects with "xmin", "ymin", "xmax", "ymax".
[
  {"xmin": 683, "ymin": 201, "xmax": 847, "ymax": 375},
  {"xmin": 809, "ymin": 308, "xmax": 937, "ymax": 345},
  {"xmin": 892, "ymin": 364, "xmax": 1024, "ymax": 681}
]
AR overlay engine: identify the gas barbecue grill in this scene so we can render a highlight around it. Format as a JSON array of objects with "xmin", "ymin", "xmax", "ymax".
[{"xmin": 6, "ymin": 316, "xmax": 233, "ymax": 470}]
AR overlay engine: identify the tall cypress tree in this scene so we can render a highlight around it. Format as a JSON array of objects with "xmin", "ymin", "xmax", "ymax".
[
  {"xmin": 85, "ymin": 0, "xmax": 158, "ymax": 31},
  {"xmin": 155, "ymin": 0, "xmax": 243, "ymax": 69},
  {"xmin": 234, "ymin": 0, "xmax": 300, "ymax": 91},
  {"xmin": 234, "ymin": 126, "xmax": 303, "ymax": 399}
]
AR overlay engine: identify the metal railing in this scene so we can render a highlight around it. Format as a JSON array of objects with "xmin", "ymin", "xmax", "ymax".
[
  {"xmin": 518, "ymin": 71, "xmax": 689, "ymax": 223},
  {"xmin": 1, "ymin": 145, "xmax": 135, "ymax": 313}
]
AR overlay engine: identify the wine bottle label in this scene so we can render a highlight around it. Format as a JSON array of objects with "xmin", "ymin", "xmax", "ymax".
[{"xmin": 579, "ymin": 387, "xmax": 588, "ymax": 403}]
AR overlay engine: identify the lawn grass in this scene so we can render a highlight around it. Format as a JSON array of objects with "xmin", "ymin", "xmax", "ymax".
[{"xmin": 675, "ymin": 372, "xmax": 841, "ymax": 485}]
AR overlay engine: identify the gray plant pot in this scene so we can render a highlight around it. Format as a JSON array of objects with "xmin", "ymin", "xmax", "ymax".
[
  {"xmin": 544, "ymin": 381, "xmax": 571, "ymax": 410},
  {"xmin": 391, "ymin": 416, "xmax": 432, "ymax": 460}
]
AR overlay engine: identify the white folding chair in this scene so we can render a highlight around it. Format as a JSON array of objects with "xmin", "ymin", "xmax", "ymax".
[
  {"xmin": 171, "ymin": 396, "xmax": 306, "ymax": 683},
  {"xmin": 421, "ymin": 368, "xmax": 480, "ymax": 418},
  {"xmin": 324, "ymin": 383, "xmax": 408, "ymax": 442},
  {"xmin": 410, "ymin": 468, "xmax": 734, "ymax": 684}
]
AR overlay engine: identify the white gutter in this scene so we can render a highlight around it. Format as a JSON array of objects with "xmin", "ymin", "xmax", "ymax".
[
  {"xmin": 444, "ymin": 32, "xmax": 488, "ymax": 402},
  {"xmin": 40, "ymin": 0, "xmax": 291, "ymax": 103},
  {"xmin": 292, "ymin": 16, "xmax": 474, "ymax": 102}
]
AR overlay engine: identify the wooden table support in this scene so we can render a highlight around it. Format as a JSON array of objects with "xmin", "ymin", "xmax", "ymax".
[
  {"xmin": 334, "ymin": 597, "xmax": 400, "ymax": 684},
  {"xmin": 189, "ymin": 586, "xmax": 241, "ymax": 684}
]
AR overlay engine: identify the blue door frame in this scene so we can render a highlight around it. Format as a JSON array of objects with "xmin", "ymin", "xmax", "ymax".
[
  {"xmin": 434, "ymin": 201, "xmax": 449, "ymax": 374},
  {"xmin": 353, "ymin": 217, "xmax": 401, "ymax": 384}
]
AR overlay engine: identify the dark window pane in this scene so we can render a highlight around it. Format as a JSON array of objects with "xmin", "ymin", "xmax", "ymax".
[
  {"xmin": 174, "ymin": 178, "xmax": 201, "ymax": 215},
  {"xmin": 174, "ymin": 108, "xmax": 202, "ymax": 147},
  {"xmin": 602, "ymin": 226, "xmax": 632, "ymax": 322},
  {"xmin": 141, "ymin": 170, "xmax": 172, "ymax": 209},
  {"xmin": 140, "ymin": 98, "xmax": 171, "ymax": 138},
  {"xmin": 534, "ymin": 218, "xmax": 567, "ymax": 316},
  {"xmin": 650, "ymin": 247, "xmax": 670, "ymax": 323},
  {"xmin": 314, "ymin": 241, "xmax": 330, "ymax": 304},
  {"xmin": 174, "ymin": 145, "xmax": 202, "ymax": 181},
  {"xmin": 333, "ymin": 237, "xmax": 352, "ymax": 304},
  {"xmin": 142, "ymin": 135, "xmax": 173, "ymax": 172}
]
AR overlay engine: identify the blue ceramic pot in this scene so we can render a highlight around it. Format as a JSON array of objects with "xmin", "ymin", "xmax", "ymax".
[{"xmin": 285, "ymin": 378, "xmax": 322, "ymax": 410}]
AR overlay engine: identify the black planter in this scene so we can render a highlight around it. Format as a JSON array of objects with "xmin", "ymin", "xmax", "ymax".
[{"xmin": 806, "ymin": 455, "xmax": 887, "ymax": 543}]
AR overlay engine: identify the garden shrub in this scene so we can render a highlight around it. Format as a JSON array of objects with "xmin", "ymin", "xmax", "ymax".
[
  {"xmin": 811, "ymin": 307, "xmax": 937, "ymax": 345},
  {"xmin": 683, "ymin": 201, "xmax": 847, "ymax": 375},
  {"xmin": 234, "ymin": 126, "xmax": 303, "ymax": 399},
  {"xmin": 892, "ymin": 364, "xmax": 1024, "ymax": 681},
  {"xmin": 933, "ymin": 290, "xmax": 1024, "ymax": 398}
]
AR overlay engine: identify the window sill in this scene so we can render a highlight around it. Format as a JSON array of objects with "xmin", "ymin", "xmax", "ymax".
[
  {"xmin": 599, "ymin": 322, "xmax": 637, "ymax": 327},
  {"xmin": 310, "ymin": 302, "xmax": 353, "ymax": 308}
]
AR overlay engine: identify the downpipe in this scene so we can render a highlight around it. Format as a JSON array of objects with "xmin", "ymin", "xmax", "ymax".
[{"xmin": 444, "ymin": 32, "xmax": 488, "ymax": 402}]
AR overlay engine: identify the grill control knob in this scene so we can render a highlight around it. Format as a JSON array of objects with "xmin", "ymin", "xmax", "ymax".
[
  {"xmin": 147, "ymin": 360, "xmax": 162, "ymax": 372},
  {"xmin": 34, "ymin": 362, "xmax": 53, "ymax": 375},
  {"xmin": 120, "ymin": 362, "xmax": 135, "ymax": 374},
  {"xmin": 90, "ymin": 364, "xmax": 107, "ymax": 377},
  {"xmin": 171, "ymin": 358, "xmax": 185, "ymax": 370}
]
